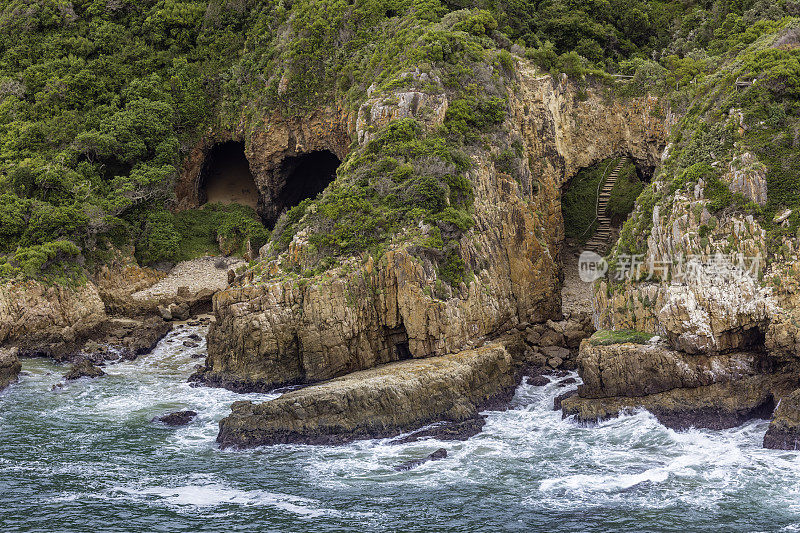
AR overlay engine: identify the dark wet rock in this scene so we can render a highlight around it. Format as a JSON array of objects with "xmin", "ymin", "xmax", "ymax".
[
  {"xmin": 188, "ymin": 333, "xmax": 202, "ymax": 341},
  {"xmin": 191, "ymin": 352, "xmax": 206, "ymax": 359},
  {"xmin": 0, "ymin": 348, "xmax": 22, "ymax": 391},
  {"xmin": 563, "ymin": 374, "xmax": 788, "ymax": 430},
  {"xmin": 553, "ymin": 389, "xmax": 577, "ymax": 411},
  {"xmin": 153, "ymin": 410, "xmax": 197, "ymax": 426},
  {"xmin": 557, "ymin": 377, "xmax": 577, "ymax": 387},
  {"xmin": 394, "ymin": 448, "xmax": 448, "ymax": 471},
  {"xmin": 392, "ymin": 415, "xmax": 486, "ymax": 444},
  {"xmin": 764, "ymin": 389, "xmax": 800, "ymax": 450},
  {"xmin": 183, "ymin": 340, "xmax": 199, "ymax": 348},
  {"xmin": 527, "ymin": 375, "xmax": 550, "ymax": 386},
  {"xmin": 119, "ymin": 318, "xmax": 173, "ymax": 359},
  {"xmin": 523, "ymin": 365, "xmax": 549, "ymax": 386},
  {"xmin": 63, "ymin": 359, "xmax": 106, "ymax": 380}
]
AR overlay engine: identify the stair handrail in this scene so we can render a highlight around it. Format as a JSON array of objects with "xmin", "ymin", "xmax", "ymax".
[{"xmin": 578, "ymin": 158, "xmax": 617, "ymax": 239}]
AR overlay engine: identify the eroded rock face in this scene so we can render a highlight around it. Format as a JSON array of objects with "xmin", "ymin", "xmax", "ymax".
[
  {"xmin": 0, "ymin": 348, "xmax": 21, "ymax": 391},
  {"xmin": 594, "ymin": 178, "xmax": 774, "ymax": 354},
  {"xmin": 576, "ymin": 340, "xmax": 770, "ymax": 399},
  {"xmin": 216, "ymin": 341, "xmax": 518, "ymax": 448},
  {"xmin": 561, "ymin": 340, "xmax": 792, "ymax": 430},
  {"xmin": 0, "ymin": 280, "xmax": 106, "ymax": 359},
  {"xmin": 201, "ymin": 67, "xmax": 667, "ymax": 393},
  {"xmin": 175, "ymin": 107, "xmax": 353, "ymax": 224}
]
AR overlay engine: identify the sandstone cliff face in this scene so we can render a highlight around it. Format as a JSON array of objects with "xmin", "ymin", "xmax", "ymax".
[
  {"xmin": 593, "ymin": 159, "xmax": 777, "ymax": 354},
  {"xmin": 199, "ymin": 63, "xmax": 668, "ymax": 392},
  {"xmin": 562, "ymin": 339, "xmax": 793, "ymax": 430},
  {"xmin": 216, "ymin": 339, "xmax": 518, "ymax": 447},
  {"xmin": 0, "ymin": 280, "xmax": 106, "ymax": 358}
]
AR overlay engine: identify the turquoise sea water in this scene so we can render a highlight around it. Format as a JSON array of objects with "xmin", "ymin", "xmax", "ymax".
[{"xmin": 2, "ymin": 325, "xmax": 800, "ymax": 532}]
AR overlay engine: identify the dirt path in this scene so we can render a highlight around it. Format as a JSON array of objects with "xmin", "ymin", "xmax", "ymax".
[{"xmin": 560, "ymin": 247, "xmax": 594, "ymax": 317}]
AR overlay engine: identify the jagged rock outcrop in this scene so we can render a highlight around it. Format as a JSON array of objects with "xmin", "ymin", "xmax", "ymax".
[
  {"xmin": 763, "ymin": 389, "xmax": 800, "ymax": 450},
  {"xmin": 216, "ymin": 340, "xmax": 518, "ymax": 448},
  {"xmin": 0, "ymin": 280, "xmax": 106, "ymax": 358},
  {"xmin": 0, "ymin": 347, "xmax": 21, "ymax": 391},
  {"xmin": 594, "ymin": 162, "xmax": 775, "ymax": 354},
  {"xmin": 561, "ymin": 337, "xmax": 794, "ymax": 430},
  {"xmin": 199, "ymin": 66, "xmax": 667, "ymax": 393}
]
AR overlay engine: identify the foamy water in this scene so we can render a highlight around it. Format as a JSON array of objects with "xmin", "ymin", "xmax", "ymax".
[{"xmin": 2, "ymin": 325, "xmax": 800, "ymax": 532}]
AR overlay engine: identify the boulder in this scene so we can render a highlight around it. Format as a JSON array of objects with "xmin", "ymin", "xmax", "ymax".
[
  {"xmin": 120, "ymin": 318, "xmax": 173, "ymax": 358},
  {"xmin": 394, "ymin": 448, "xmax": 448, "ymax": 471},
  {"xmin": 153, "ymin": 410, "xmax": 198, "ymax": 426},
  {"xmin": 158, "ymin": 305, "xmax": 172, "ymax": 321},
  {"xmin": 63, "ymin": 360, "xmax": 105, "ymax": 380},
  {"xmin": 216, "ymin": 342, "xmax": 518, "ymax": 448},
  {"xmin": 553, "ymin": 390, "xmax": 577, "ymax": 411},
  {"xmin": 0, "ymin": 348, "xmax": 22, "ymax": 391},
  {"xmin": 538, "ymin": 330, "xmax": 565, "ymax": 347},
  {"xmin": 541, "ymin": 346, "xmax": 570, "ymax": 360}
]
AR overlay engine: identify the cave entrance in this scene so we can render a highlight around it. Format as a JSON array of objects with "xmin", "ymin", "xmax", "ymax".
[
  {"xmin": 266, "ymin": 150, "xmax": 341, "ymax": 226},
  {"xmin": 385, "ymin": 324, "xmax": 412, "ymax": 361},
  {"xmin": 199, "ymin": 141, "xmax": 259, "ymax": 210}
]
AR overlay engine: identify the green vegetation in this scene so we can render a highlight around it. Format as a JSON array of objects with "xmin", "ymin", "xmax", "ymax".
[
  {"xmin": 590, "ymin": 329, "xmax": 656, "ymax": 346},
  {"xmin": 3, "ymin": 0, "xmax": 800, "ymax": 285},
  {"xmin": 606, "ymin": 159, "xmax": 644, "ymax": 222},
  {"xmin": 562, "ymin": 157, "xmax": 643, "ymax": 245}
]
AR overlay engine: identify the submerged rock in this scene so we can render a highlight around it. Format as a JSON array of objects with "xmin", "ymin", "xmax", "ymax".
[
  {"xmin": 153, "ymin": 410, "xmax": 198, "ymax": 426},
  {"xmin": 392, "ymin": 416, "xmax": 486, "ymax": 443},
  {"xmin": 763, "ymin": 389, "xmax": 800, "ymax": 450},
  {"xmin": 63, "ymin": 360, "xmax": 105, "ymax": 381},
  {"xmin": 394, "ymin": 448, "xmax": 447, "ymax": 471},
  {"xmin": 0, "ymin": 348, "xmax": 22, "ymax": 391},
  {"xmin": 216, "ymin": 342, "xmax": 517, "ymax": 448}
]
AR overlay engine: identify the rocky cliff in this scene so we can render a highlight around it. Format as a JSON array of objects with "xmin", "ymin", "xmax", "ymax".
[{"xmin": 197, "ymin": 63, "xmax": 667, "ymax": 393}]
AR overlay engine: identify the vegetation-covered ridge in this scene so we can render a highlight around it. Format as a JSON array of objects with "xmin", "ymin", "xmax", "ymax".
[
  {"xmin": 1, "ymin": 0, "xmax": 799, "ymax": 283},
  {"xmin": 611, "ymin": 15, "xmax": 800, "ymax": 268}
]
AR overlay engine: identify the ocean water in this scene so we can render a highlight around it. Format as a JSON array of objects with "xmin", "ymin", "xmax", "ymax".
[{"xmin": 2, "ymin": 325, "xmax": 800, "ymax": 533}]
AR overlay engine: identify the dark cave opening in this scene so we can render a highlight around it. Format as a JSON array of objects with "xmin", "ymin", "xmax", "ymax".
[
  {"xmin": 385, "ymin": 324, "xmax": 412, "ymax": 361},
  {"xmin": 198, "ymin": 141, "xmax": 259, "ymax": 210},
  {"xmin": 267, "ymin": 150, "xmax": 341, "ymax": 226}
]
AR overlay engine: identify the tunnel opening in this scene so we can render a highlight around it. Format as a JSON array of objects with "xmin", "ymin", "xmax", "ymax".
[
  {"xmin": 198, "ymin": 141, "xmax": 259, "ymax": 210},
  {"xmin": 267, "ymin": 150, "xmax": 341, "ymax": 226}
]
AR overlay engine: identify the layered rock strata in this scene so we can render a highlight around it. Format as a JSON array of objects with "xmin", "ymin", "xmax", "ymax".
[
  {"xmin": 561, "ymin": 338, "xmax": 795, "ymax": 430},
  {"xmin": 216, "ymin": 340, "xmax": 519, "ymax": 448}
]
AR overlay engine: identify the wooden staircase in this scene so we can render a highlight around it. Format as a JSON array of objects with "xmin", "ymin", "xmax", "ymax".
[{"xmin": 584, "ymin": 158, "xmax": 626, "ymax": 254}]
